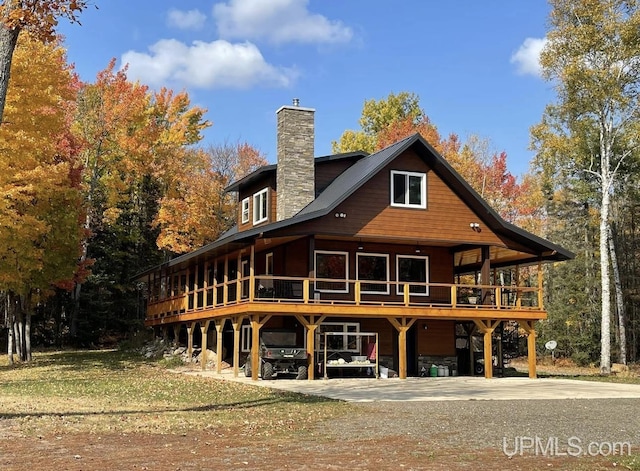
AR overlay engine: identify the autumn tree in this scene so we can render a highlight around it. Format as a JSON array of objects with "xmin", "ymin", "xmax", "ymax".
[
  {"xmin": 332, "ymin": 92, "xmax": 424, "ymax": 154},
  {"xmin": 0, "ymin": 34, "xmax": 83, "ymax": 362},
  {"xmin": 69, "ymin": 61, "xmax": 210, "ymax": 342},
  {"xmin": 533, "ymin": 0, "xmax": 640, "ymax": 373},
  {"xmin": 0, "ymin": 0, "xmax": 88, "ymax": 124},
  {"xmin": 155, "ymin": 141, "xmax": 267, "ymax": 254}
]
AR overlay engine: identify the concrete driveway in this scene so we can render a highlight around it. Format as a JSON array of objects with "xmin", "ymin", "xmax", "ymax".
[{"xmin": 193, "ymin": 371, "xmax": 640, "ymax": 402}]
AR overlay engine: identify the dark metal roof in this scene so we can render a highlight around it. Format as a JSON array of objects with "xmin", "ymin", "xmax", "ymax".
[
  {"xmin": 224, "ymin": 151, "xmax": 368, "ymax": 192},
  {"xmin": 135, "ymin": 134, "xmax": 573, "ymax": 279}
]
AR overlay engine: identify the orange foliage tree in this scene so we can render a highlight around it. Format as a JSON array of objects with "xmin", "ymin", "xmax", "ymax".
[
  {"xmin": 155, "ymin": 141, "xmax": 267, "ymax": 253},
  {"xmin": 70, "ymin": 60, "xmax": 211, "ymax": 337}
]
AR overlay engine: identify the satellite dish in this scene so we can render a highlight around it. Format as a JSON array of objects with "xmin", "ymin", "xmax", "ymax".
[{"xmin": 545, "ymin": 340, "xmax": 557, "ymax": 350}]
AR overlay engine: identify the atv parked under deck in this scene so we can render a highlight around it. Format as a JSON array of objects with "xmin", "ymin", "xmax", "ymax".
[{"xmin": 244, "ymin": 329, "xmax": 308, "ymax": 380}]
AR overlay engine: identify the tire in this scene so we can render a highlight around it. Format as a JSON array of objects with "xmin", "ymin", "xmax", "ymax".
[
  {"xmin": 296, "ymin": 364, "xmax": 308, "ymax": 380},
  {"xmin": 262, "ymin": 361, "xmax": 274, "ymax": 380},
  {"xmin": 475, "ymin": 363, "xmax": 485, "ymax": 375},
  {"xmin": 244, "ymin": 358, "xmax": 251, "ymax": 377}
]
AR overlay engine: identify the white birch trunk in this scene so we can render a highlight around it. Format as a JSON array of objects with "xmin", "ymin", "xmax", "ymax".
[
  {"xmin": 25, "ymin": 310, "xmax": 31, "ymax": 362},
  {"xmin": 608, "ymin": 226, "xmax": 626, "ymax": 364},
  {"xmin": 6, "ymin": 295, "xmax": 14, "ymax": 365},
  {"xmin": 599, "ymin": 127, "xmax": 612, "ymax": 374}
]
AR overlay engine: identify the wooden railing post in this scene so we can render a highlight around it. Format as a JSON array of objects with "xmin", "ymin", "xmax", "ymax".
[
  {"xmin": 403, "ymin": 283, "xmax": 410, "ymax": 306},
  {"xmin": 355, "ymin": 281, "xmax": 361, "ymax": 306},
  {"xmin": 249, "ymin": 245, "xmax": 255, "ymax": 302},
  {"xmin": 537, "ymin": 262, "xmax": 544, "ymax": 310},
  {"xmin": 303, "ymin": 279, "xmax": 310, "ymax": 303},
  {"xmin": 450, "ymin": 285, "xmax": 457, "ymax": 307},
  {"xmin": 495, "ymin": 287, "xmax": 501, "ymax": 309},
  {"xmin": 223, "ymin": 255, "xmax": 229, "ymax": 306}
]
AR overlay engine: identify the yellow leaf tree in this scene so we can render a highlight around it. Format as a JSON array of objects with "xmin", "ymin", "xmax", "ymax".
[
  {"xmin": 0, "ymin": 0, "xmax": 88, "ymax": 124},
  {"xmin": 0, "ymin": 33, "xmax": 83, "ymax": 362}
]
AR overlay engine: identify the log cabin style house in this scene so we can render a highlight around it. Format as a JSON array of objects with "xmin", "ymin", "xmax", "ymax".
[{"xmin": 139, "ymin": 101, "xmax": 573, "ymax": 381}]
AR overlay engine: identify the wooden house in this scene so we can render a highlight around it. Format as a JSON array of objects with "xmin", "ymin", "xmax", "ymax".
[{"xmin": 139, "ymin": 102, "xmax": 573, "ymax": 381}]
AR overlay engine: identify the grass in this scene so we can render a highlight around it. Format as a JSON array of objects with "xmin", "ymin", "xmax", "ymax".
[{"xmin": 0, "ymin": 349, "xmax": 350, "ymax": 437}]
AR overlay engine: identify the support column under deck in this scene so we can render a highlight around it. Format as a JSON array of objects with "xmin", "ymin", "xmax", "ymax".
[
  {"xmin": 295, "ymin": 314, "xmax": 326, "ymax": 380},
  {"xmin": 520, "ymin": 320, "xmax": 538, "ymax": 379},
  {"xmin": 388, "ymin": 317, "xmax": 416, "ymax": 379},
  {"xmin": 474, "ymin": 319, "xmax": 500, "ymax": 379},
  {"xmin": 200, "ymin": 320, "xmax": 211, "ymax": 370}
]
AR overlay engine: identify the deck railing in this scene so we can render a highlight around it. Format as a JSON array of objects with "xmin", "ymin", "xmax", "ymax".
[{"xmin": 146, "ymin": 275, "xmax": 543, "ymax": 321}]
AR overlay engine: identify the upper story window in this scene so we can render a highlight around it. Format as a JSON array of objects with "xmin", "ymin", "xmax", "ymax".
[
  {"xmin": 315, "ymin": 250, "xmax": 349, "ymax": 293},
  {"xmin": 241, "ymin": 197, "xmax": 250, "ymax": 224},
  {"xmin": 356, "ymin": 253, "xmax": 389, "ymax": 295},
  {"xmin": 396, "ymin": 254, "xmax": 429, "ymax": 296},
  {"xmin": 391, "ymin": 170, "xmax": 426, "ymax": 208},
  {"xmin": 253, "ymin": 188, "xmax": 268, "ymax": 224}
]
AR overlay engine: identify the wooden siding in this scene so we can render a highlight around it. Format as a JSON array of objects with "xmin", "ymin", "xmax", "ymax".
[
  {"xmin": 315, "ymin": 159, "xmax": 357, "ymax": 196},
  {"xmin": 416, "ymin": 320, "xmax": 455, "ymax": 356},
  {"xmin": 285, "ymin": 149, "xmax": 506, "ymax": 247},
  {"xmin": 237, "ymin": 174, "xmax": 277, "ymax": 232},
  {"xmin": 360, "ymin": 318, "xmax": 395, "ymax": 356}
]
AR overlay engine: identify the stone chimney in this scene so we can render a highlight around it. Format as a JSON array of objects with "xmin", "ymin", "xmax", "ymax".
[{"xmin": 276, "ymin": 99, "xmax": 315, "ymax": 221}]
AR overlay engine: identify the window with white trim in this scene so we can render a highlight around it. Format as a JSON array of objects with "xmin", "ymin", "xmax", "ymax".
[
  {"xmin": 241, "ymin": 197, "xmax": 250, "ymax": 224},
  {"xmin": 241, "ymin": 324, "xmax": 252, "ymax": 352},
  {"xmin": 391, "ymin": 170, "xmax": 426, "ymax": 208},
  {"xmin": 356, "ymin": 253, "xmax": 389, "ymax": 294},
  {"xmin": 253, "ymin": 188, "xmax": 268, "ymax": 224},
  {"xmin": 315, "ymin": 322, "xmax": 360, "ymax": 352},
  {"xmin": 396, "ymin": 255, "xmax": 429, "ymax": 296},
  {"xmin": 314, "ymin": 250, "xmax": 349, "ymax": 293}
]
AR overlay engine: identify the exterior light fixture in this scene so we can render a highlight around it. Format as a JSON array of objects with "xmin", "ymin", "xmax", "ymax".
[{"xmin": 469, "ymin": 222, "xmax": 481, "ymax": 232}]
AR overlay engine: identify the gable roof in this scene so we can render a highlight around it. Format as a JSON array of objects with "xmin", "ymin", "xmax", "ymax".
[{"xmin": 136, "ymin": 134, "xmax": 572, "ymax": 277}]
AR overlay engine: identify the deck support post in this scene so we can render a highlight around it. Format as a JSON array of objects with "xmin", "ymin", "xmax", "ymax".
[
  {"xmin": 186, "ymin": 322, "xmax": 195, "ymax": 362},
  {"xmin": 213, "ymin": 318, "xmax": 224, "ymax": 374},
  {"xmin": 520, "ymin": 320, "xmax": 538, "ymax": 379},
  {"xmin": 250, "ymin": 314, "xmax": 272, "ymax": 380},
  {"xmin": 231, "ymin": 316, "xmax": 243, "ymax": 377},
  {"xmin": 473, "ymin": 319, "xmax": 500, "ymax": 379},
  {"xmin": 388, "ymin": 317, "xmax": 417, "ymax": 379},
  {"xmin": 162, "ymin": 326, "xmax": 169, "ymax": 344},
  {"xmin": 295, "ymin": 315, "xmax": 326, "ymax": 380},
  {"xmin": 200, "ymin": 320, "xmax": 211, "ymax": 370}
]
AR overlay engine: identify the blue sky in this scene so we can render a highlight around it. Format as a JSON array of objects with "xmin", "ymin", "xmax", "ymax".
[{"xmin": 58, "ymin": 0, "xmax": 554, "ymax": 176}]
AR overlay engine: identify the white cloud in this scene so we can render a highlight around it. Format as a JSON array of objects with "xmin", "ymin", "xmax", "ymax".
[
  {"xmin": 166, "ymin": 8, "xmax": 207, "ymax": 30},
  {"xmin": 212, "ymin": 0, "xmax": 353, "ymax": 45},
  {"xmin": 121, "ymin": 39, "xmax": 296, "ymax": 89},
  {"xmin": 511, "ymin": 37, "xmax": 548, "ymax": 77}
]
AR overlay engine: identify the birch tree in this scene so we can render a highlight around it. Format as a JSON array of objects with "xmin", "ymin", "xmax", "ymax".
[{"xmin": 534, "ymin": 0, "xmax": 640, "ymax": 373}]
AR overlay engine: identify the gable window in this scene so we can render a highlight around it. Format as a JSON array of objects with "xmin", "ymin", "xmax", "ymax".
[
  {"xmin": 253, "ymin": 188, "xmax": 268, "ymax": 224},
  {"xmin": 391, "ymin": 170, "xmax": 426, "ymax": 208},
  {"xmin": 396, "ymin": 255, "xmax": 429, "ymax": 296},
  {"xmin": 356, "ymin": 253, "xmax": 389, "ymax": 294},
  {"xmin": 315, "ymin": 250, "xmax": 348, "ymax": 293},
  {"xmin": 241, "ymin": 197, "xmax": 250, "ymax": 224}
]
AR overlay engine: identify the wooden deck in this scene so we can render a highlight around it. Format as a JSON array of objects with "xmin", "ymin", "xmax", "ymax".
[{"xmin": 145, "ymin": 276, "xmax": 546, "ymax": 327}]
